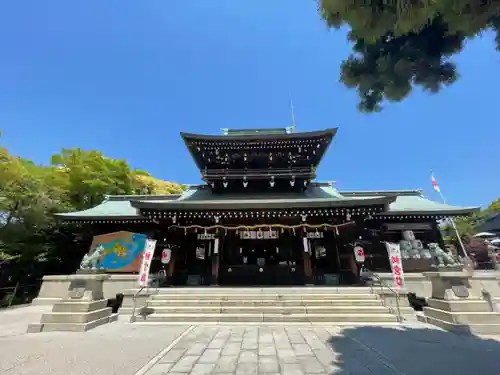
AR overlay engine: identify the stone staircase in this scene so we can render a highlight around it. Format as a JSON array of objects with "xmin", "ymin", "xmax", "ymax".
[
  {"xmin": 135, "ymin": 287, "xmax": 400, "ymax": 325},
  {"xmin": 419, "ymin": 298, "xmax": 500, "ymax": 335}
]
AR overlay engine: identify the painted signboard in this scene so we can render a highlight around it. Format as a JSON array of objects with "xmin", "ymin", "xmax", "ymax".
[{"xmin": 88, "ymin": 231, "xmax": 147, "ymax": 273}]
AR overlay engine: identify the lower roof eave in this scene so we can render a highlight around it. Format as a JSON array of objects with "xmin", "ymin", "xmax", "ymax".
[
  {"xmin": 378, "ymin": 209, "xmax": 478, "ymax": 217},
  {"xmin": 55, "ymin": 214, "xmax": 147, "ymax": 222},
  {"xmin": 130, "ymin": 196, "xmax": 395, "ymax": 211}
]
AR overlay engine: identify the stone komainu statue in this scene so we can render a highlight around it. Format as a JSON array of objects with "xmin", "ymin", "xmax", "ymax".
[
  {"xmin": 428, "ymin": 242, "xmax": 460, "ymax": 267},
  {"xmin": 79, "ymin": 245, "xmax": 105, "ymax": 270}
]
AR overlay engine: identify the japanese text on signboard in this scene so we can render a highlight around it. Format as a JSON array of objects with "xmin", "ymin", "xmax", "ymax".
[
  {"xmin": 384, "ymin": 242, "xmax": 405, "ymax": 289},
  {"xmin": 138, "ymin": 239, "xmax": 156, "ymax": 287},
  {"xmin": 353, "ymin": 246, "xmax": 365, "ymax": 263}
]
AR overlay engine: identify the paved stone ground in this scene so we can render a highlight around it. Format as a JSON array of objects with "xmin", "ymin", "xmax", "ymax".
[
  {"xmin": 143, "ymin": 324, "xmax": 500, "ymax": 375},
  {"xmin": 2, "ymin": 306, "xmax": 500, "ymax": 375},
  {"xmin": 0, "ymin": 305, "xmax": 189, "ymax": 375}
]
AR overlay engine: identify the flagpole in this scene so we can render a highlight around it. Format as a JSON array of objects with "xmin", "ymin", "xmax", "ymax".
[
  {"xmin": 289, "ymin": 94, "xmax": 296, "ymax": 132},
  {"xmin": 431, "ymin": 171, "xmax": 468, "ymax": 259}
]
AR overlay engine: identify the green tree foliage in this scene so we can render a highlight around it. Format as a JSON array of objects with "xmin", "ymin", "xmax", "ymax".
[
  {"xmin": 50, "ymin": 149, "xmax": 138, "ymax": 209},
  {"xmin": 0, "ymin": 133, "xmax": 185, "ymax": 284},
  {"xmin": 486, "ymin": 198, "xmax": 500, "ymax": 212},
  {"xmin": 133, "ymin": 173, "xmax": 186, "ymax": 195},
  {"xmin": 319, "ymin": 0, "xmax": 500, "ymax": 112},
  {"xmin": 442, "ymin": 196, "xmax": 500, "ymax": 241}
]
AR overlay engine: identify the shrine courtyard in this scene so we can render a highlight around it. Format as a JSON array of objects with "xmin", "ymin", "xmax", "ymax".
[{"xmin": 1, "ymin": 305, "xmax": 499, "ymax": 375}]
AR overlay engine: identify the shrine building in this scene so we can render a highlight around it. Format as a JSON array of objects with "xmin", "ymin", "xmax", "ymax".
[{"xmin": 57, "ymin": 127, "xmax": 478, "ymax": 286}]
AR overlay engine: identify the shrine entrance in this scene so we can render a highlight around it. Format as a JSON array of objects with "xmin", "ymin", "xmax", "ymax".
[{"xmin": 218, "ymin": 230, "xmax": 305, "ymax": 286}]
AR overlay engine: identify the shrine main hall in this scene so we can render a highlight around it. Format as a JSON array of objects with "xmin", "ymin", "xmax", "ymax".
[{"xmin": 58, "ymin": 127, "xmax": 477, "ymax": 286}]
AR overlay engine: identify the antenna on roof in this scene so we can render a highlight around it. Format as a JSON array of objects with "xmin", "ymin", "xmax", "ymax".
[{"xmin": 286, "ymin": 93, "xmax": 296, "ymax": 134}]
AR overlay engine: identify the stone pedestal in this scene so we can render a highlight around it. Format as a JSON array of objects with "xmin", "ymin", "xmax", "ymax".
[
  {"xmin": 27, "ymin": 274, "xmax": 117, "ymax": 333},
  {"xmin": 424, "ymin": 270, "xmax": 477, "ymax": 300},
  {"xmin": 32, "ymin": 273, "xmax": 140, "ymax": 306},
  {"xmin": 121, "ymin": 288, "xmax": 154, "ymax": 315},
  {"xmin": 420, "ymin": 270, "xmax": 500, "ymax": 335},
  {"xmin": 376, "ymin": 289, "xmax": 414, "ymax": 317}
]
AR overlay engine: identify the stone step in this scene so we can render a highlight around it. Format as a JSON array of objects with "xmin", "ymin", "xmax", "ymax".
[
  {"xmin": 144, "ymin": 313, "xmax": 398, "ymax": 323},
  {"xmin": 419, "ymin": 315, "xmax": 500, "ymax": 335},
  {"xmin": 150, "ymin": 293, "xmax": 378, "ymax": 301},
  {"xmin": 28, "ymin": 314, "xmax": 118, "ymax": 333},
  {"xmin": 146, "ymin": 299, "xmax": 384, "ymax": 307},
  {"xmin": 133, "ymin": 321, "xmax": 404, "ymax": 327},
  {"xmin": 52, "ymin": 299, "xmax": 108, "ymax": 313},
  {"xmin": 154, "ymin": 287, "xmax": 373, "ymax": 294},
  {"xmin": 427, "ymin": 299, "xmax": 492, "ymax": 313},
  {"xmin": 424, "ymin": 307, "xmax": 500, "ymax": 325},
  {"xmin": 148, "ymin": 305, "xmax": 390, "ymax": 314},
  {"xmin": 40, "ymin": 307, "xmax": 112, "ymax": 324}
]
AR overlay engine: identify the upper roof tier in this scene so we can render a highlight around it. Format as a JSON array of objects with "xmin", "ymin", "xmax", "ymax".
[
  {"xmin": 181, "ymin": 128, "xmax": 337, "ymax": 174},
  {"xmin": 221, "ymin": 128, "xmax": 290, "ymax": 136}
]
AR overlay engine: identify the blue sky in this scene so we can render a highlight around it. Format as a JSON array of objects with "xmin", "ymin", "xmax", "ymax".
[{"xmin": 0, "ymin": 1, "xmax": 498, "ymax": 208}]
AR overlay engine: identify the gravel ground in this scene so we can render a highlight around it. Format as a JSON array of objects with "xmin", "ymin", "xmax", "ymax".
[{"xmin": 0, "ymin": 305, "xmax": 189, "ymax": 375}]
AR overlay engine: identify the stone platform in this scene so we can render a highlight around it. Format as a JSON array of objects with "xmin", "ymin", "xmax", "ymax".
[
  {"xmin": 27, "ymin": 274, "xmax": 117, "ymax": 333},
  {"xmin": 419, "ymin": 270, "xmax": 500, "ymax": 335}
]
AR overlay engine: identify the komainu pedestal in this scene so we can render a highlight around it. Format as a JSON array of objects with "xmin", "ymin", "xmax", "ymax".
[
  {"xmin": 421, "ymin": 270, "xmax": 500, "ymax": 335},
  {"xmin": 27, "ymin": 274, "xmax": 117, "ymax": 333}
]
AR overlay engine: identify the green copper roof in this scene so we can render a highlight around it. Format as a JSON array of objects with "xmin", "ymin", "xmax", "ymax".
[
  {"xmin": 221, "ymin": 128, "xmax": 288, "ymax": 136},
  {"xmin": 181, "ymin": 128, "xmax": 337, "ymax": 141},
  {"xmin": 386, "ymin": 195, "xmax": 478, "ymax": 215},
  {"xmin": 55, "ymin": 194, "xmax": 180, "ymax": 220},
  {"xmin": 340, "ymin": 190, "xmax": 479, "ymax": 216},
  {"xmin": 131, "ymin": 184, "xmax": 392, "ymax": 210},
  {"xmin": 56, "ymin": 185, "xmax": 479, "ymax": 220},
  {"xmin": 56, "ymin": 200, "xmax": 142, "ymax": 220}
]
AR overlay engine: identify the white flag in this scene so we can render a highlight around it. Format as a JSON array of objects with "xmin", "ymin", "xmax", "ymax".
[{"xmin": 431, "ymin": 174, "xmax": 440, "ymax": 193}]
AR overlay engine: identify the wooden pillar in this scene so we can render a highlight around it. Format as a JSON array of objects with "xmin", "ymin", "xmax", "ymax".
[
  {"xmin": 167, "ymin": 250, "xmax": 175, "ymax": 278},
  {"xmin": 302, "ymin": 235, "xmax": 313, "ymax": 285},
  {"xmin": 432, "ymin": 220, "xmax": 446, "ymax": 250},
  {"xmin": 211, "ymin": 237, "xmax": 220, "ymax": 285}
]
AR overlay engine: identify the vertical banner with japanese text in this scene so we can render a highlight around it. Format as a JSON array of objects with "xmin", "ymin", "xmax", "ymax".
[
  {"xmin": 138, "ymin": 239, "xmax": 157, "ymax": 288},
  {"xmin": 384, "ymin": 242, "xmax": 405, "ymax": 290}
]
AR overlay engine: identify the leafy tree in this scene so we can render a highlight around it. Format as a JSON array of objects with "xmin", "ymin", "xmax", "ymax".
[
  {"xmin": 319, "ymin": 0, "xmax": 500, "ymax": 112},
  {"xmin": 486, "ymin": 198, "xmax": 500, "ymax": 213},
  {"xmin": 0, "ymin": 147, "xmax": 68, "ymax": 285},
  {"xmin": 133, "ymin": 173, "xmax": 186, "ymax": 195},
  {"xmin": 442, "ymin": 196, "xmax": 500, "ymax": 242},
  {"xmin": 50, "ymin": 149, "xmax": 136, "ymax": 209},
  {"xmin": 1, "ymin": 137, "xmax": 184, "ymax": 288}
]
